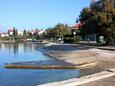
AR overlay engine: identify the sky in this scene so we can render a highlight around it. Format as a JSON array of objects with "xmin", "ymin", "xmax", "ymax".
[{"xmin": 0, "ymin": 0, "xmax": 92, "ymax": 32}]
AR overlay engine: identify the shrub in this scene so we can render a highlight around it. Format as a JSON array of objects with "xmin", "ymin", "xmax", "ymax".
[{"xmin": 64, "ymin": 36, "xmax": 82, "ymax": 43}]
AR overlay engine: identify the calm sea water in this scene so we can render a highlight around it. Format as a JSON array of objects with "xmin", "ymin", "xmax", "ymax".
[{"xmin": 0, "ymin": 43, "xmax": 80, "ymax": 86}]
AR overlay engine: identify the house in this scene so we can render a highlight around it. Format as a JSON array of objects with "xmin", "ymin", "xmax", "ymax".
[
  {"xmin": 69, "ymin": 23, "xmax": 82, "ymax": 36},
  {"xmin": 70, "ymin": 23, "xmax": 97, "ymax": 42},
  {"xmin": 38, "ymin": 30, "xmax": 45, "ymax": 35},
  {"xmin": 31, "ymin": 29, "xmax": 45, "ymax": 35},
  {"xmin": 8, "ymin": 29, "xmax": 13, "ymax": 36},
  {"xmin": 0, "ymin": 33, "xmax": 9, "ymax": 37},
  {"xmin": 17, "ymin": 31, "xmax": 23, "ymax": 36},
  {"xmin": 69, "ymin": 23, "xmax": 82, "ymax": 30},
  {"xmin": 8, "ymin": 29, "xmax": 23, "ymax": 36}
]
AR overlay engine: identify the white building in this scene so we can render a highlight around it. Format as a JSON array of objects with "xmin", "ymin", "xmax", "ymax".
[
  {"xmin": 31, "ymin": 29, "xmax": 45, "ymax": 35},
  {"xmin": 8, "ymin": 29, "xmax": 13, "ymax": 36},
  {"xmin": 38, "ymin": 30, "xmax": 45, "ymax": 35},
  {"xmin": 18, "ymin": 31, "xmax": 23, "ymax": 36},
  {"xmin": 0, "ymin": 33, "xmax": 9, "ymax": 37}
]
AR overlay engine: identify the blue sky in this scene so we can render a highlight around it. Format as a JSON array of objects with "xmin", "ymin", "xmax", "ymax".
[{"xmin": 0, "ymin": 0, "xmax": 91, "ymax": 32}]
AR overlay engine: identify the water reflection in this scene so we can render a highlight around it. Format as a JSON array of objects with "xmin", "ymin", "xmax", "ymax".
[
  {"xmin": 0, "ymin": 42, "xmax": 52, "ymax": 66},
  {"xmin": 13, "ymin": 43, "xmax": 18, "ymax": 55},
  {"xmin": 0, "ymin": 42, "xmax": 39, "ymax": 55},
  {"xmin": 23, "ymin": 42, "xmax": 27, "ymax": 53},
  {"xmin": 0, "ymin": 43, "xmax": 1, "ymax": 50},
  {"xmin": 0, "ymin": 43, "xmax": 81, "ymax": 86}
]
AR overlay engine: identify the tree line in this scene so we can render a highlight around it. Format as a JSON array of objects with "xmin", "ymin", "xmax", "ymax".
[
  {"xmin": 43, "ymin": 23, "xmax": 70, "ymax": 39},
  {"xmin": 79, "ymin": 0, "xmax": 115, "ymax": 45}
]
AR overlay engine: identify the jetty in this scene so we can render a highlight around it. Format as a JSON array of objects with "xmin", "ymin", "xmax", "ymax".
[{"xmin": 4, "ymin": 60, "xmax": 96, "ymax": 69}]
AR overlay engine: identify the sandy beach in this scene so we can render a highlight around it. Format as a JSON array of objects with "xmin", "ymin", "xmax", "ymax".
[{"xmin": 42, "ymin": 44, "xmax": 115, "ymax": 70}]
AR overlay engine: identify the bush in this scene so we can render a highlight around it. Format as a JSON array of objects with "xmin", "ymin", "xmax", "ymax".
[
  {"xmin": 64, "ymin": 36, "xmax": 82, "ymax": 43},
  {"xmin": 0, "ymin": 36, "xmax": 10, "ymax": 41}
]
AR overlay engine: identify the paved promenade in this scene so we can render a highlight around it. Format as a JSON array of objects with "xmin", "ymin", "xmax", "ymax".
[
  {"xmin": 39, "ymin": 68, "xmax": 115, "ymax": 86},
  {"xmin": 79, "ymin": 76, "xmax": 115, "ymax": 86}
]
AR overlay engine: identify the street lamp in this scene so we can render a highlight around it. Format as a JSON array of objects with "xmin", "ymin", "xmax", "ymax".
[{"xmin": 73, "ymin": 31, "xmax": 76, "ymax": 37}]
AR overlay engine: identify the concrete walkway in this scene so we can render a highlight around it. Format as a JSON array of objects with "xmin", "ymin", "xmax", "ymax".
[
  {"xmin": 78, "ymin": 76, "xmax": 115, "ymax": 86},
  {"xmin": 39, "ymin": 68, "xmax": 115, "ymax": 86}
]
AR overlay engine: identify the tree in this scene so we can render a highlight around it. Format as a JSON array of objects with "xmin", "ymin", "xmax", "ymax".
[
  {"xmin": 45, "ymin": 23, "xmax": 70, "ymax": 39},
  {"xmin": 79, "ymin": 0, "xmax": 115, "ymax": 45},
  {"xmin": 23, "ymin": 29, "xmax": 27, "ymax": 36},
  {"xmin": 13, "ymin": 27, "xmax": 18, "ymax": 40}
]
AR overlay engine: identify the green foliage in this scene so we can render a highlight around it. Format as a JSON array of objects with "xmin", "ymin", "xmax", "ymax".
[
  {"xmin": 64, "ymin": 36, "xmax": 82, "ymax": 43},
  {"xmin": 79, "ymin": 0, "xmax": 115, "ymax": 45},
  {"xmin": 13, "ymin": 27, "xmax": 18, "ymax": 39},
  {"xmin": 45, "ymin": 23, "xmax": 70, "ymax": 39},
  {"xmin": 23, "ymin": 29, "xmax": 27, "ymax": 36},
  {"xmin": 0, "ymin": 36, "xmax": 9, "ymax": 41}
]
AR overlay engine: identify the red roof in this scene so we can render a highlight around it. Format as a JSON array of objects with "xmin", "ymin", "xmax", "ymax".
[
  {"xmin": 70, "ymin": 23, "xmax": 82, "ymax": 30},
  {"xmin": 31, "ymin": 29, "xmax": 42, "ymax": 33},
  {"xmin": 8, "ymin": 29, "xmax": 13, "ymax": 32}
]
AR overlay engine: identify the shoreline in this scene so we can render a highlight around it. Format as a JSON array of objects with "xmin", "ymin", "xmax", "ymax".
[
  {"xmin": 42, "ymin": 51, "xmax": 98, "ymax": 69},
  {"xmin": 39, "ymin": 44, "xmax": 115, "ymax": 86},
  {"xmin": 41, "ymin": 44, "xmax": 99, "ymax": 68},
  {"xmin": 41, "ymin": 44, "xmax": 115, "ymax": 69},
  {"xmin": 39, "ymin": 68, "xmax": 115, "ymax": 86}
]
